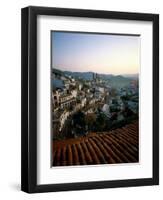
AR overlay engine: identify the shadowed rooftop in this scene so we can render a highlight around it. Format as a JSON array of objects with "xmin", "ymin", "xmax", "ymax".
[{"xmin": 53, "ymin": 121, "xmax": 139, "ymax": 166}]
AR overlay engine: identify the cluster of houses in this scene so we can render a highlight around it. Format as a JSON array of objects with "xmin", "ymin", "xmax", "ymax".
[
  {"xmin": 52, "ymin": 71, "xmax": 108, "ymax": 136},
  {"xmin": 52, "ymin": 69, "xmax": 139, "ymax": 139}
]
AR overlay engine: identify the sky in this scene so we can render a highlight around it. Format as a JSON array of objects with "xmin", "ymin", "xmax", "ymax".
[{"xmin": 51, "ymin": 31, "xmax": 140, "ymax": 75}]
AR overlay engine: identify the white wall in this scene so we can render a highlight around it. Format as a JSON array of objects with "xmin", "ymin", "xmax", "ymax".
[{"xmin": 0, "ymin": 0, "xmax": 162, "ymax": 199}]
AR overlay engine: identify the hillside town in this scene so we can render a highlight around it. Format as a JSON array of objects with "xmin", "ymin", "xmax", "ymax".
[{"xmin": 52, "ymin": 68, "xmax": 139, "ymax": 140}]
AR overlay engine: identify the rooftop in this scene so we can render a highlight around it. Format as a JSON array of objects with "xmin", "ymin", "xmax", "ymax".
[{"xmin": 53, "ymin": 121, "xmax": 139, "ymax": 166}]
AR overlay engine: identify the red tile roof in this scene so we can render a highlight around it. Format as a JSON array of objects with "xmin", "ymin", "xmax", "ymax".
[{"xmin": 53, "ymin": 121, "xmax": 139, "ymax": 166}]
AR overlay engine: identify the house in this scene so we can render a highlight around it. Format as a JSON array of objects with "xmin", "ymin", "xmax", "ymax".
[
  {"xmin": 127, "ymin": 101, "xmax": 138, "ymax": 114},
  {"xmin": 81, "ymin": 97, "xmax": 87, "ymax": 107},
  {"xmin": 60, "ymin": 94, "xmax": 76, "ymax": 109},
  {"xmin": 78, "ymin": 84, "xmax": 83, "ymax": 90},
  {"xmin": 102, "ymin": 104, "xmax": 111, "ymax": 118},
  {"xmin": 53, "ymin": 110, "xmax": 70, "ymax": 132},
  {"xmin": 71, "ymin": 89, "xmax": 77, "ymax": 98}
]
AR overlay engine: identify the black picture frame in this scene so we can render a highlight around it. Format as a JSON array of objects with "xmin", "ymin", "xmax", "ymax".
[{"xmin": 21, "ymin": 6, "xmax": 159, "ymax": 193}]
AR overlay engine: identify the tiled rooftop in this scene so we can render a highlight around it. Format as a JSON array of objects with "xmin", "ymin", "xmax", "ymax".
[{"xmin": 53, "ymin": 121, "xmax": 139, "ymax": 166}]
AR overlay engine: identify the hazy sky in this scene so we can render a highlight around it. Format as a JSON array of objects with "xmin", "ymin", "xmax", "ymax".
[{"xmin": 52, "ymin": 31, "xmax": 140, "ymax": 75}]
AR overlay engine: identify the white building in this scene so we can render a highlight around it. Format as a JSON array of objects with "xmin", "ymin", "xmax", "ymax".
[
  {"xmin": 59, "ymin": 111, "xmax": 70, "ymax": 131},
  {"xmin": 102, "ymin": 104, "xmax": 111, "ymax": 118},
  {"xmin": 71, "ymin": 89, "xmax": 77, "ymax": 98},
  {"xmin": 78, "ymin": 84, "xmax": 82, "ymax": 90},
  {"xmin": 60, "ymin": 94, "xmax": 76, "ymax": 109},
  {"xmin": 89, "ymin": 98, "xmax": 96, "ymax": 105},
  {"xmin": 97, "ymin": 86, "xmax": 105, "ymax": 93},
  {"xmin": 53, "ymin": 110, "xmax": 70, "ymax": 132},
  {"xmin": 81, "ymin": 98, "xmax": 87, "ymax": 107}
]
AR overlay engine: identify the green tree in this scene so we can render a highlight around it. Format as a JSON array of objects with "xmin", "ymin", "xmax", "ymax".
[
  {"xmin": 95, "ymin": 113, "xmax": 106, "ymax": 131},
  {"xmin": 85, "ymin": 114, "xmax": 96, "ymax": 131},
  {"xmin": 73, "ymin": 111, "xmax": 86, "ymax": 128}
]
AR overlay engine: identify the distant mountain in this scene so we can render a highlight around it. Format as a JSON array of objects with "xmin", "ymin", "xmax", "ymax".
[
  {"xmin": 52, "ymin": 68, "xmax": 66, "ymax": 75},
  {"xmin": 99, "ymin": 74, "xmax": 114, "ymax": 80},
  {"xmin": 52, "ymin": 68, "xmax": 71, "ymax": 80},
  {"xmin": 63, "ymin": 71, "xmax": 115, "ymax": 81},
  {"xmin": 107, "ymin": 75, "xmax": 132, "ymax": 88},
  {"xmin": 52, "ymin": 68, "xmax": 135, "ymax": 88},
  {"xmin": 63, "ymin": 71, "xmax": 94, "ymax": 80},
  {"xmin": 121, "ymin": 74, "xmax": 139, "ymax": 79}
]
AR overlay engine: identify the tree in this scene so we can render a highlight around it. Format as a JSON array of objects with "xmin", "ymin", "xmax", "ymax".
[
  {"xmin": 121, "ymin": 95, "xmax": 130, "ymax": 101},
  {"xmin": 123, "ymin": 107, "xmax": 134, "ymax": 117},
  {"xmin": 110, "ymin": 88, "xmax": 117, "ymax": 97},
  {"xmin": 95, "ymin": 113, "xmax": 106, "ymax": 131},
  {"xmin": 73, "ymin": 111, "xmax": 86, "ymax": 128},
  {"xmin": 85, "ymin": 114, "xmax": 96, "ymax": 131}
]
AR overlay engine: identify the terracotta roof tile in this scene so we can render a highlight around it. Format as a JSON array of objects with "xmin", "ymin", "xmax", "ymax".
[{"xmin": 53, "ymin": 121, "xmax": 139, "ymax": 166}]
